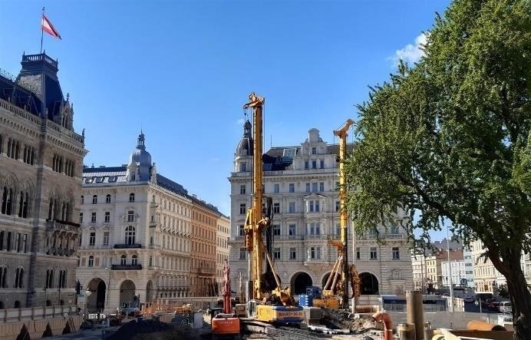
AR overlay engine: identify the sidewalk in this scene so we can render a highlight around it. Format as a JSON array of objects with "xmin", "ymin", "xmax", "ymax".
[{"xmin": 47, "ymin": 326, "xmax": 120, "ymax": 340}]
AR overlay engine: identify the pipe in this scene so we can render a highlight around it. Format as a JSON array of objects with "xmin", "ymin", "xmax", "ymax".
[
  {"xmin": 467, "ymin": 320, "xmax": 507, "ymax": 331},
  {"xmin": 373, "ymin": 311, "xmax": 393, "ymax": 340}
]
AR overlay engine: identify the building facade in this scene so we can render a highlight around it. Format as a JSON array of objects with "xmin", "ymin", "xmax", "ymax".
[
  {"xmin": 0, "ymin": 53, "xmax": 86, "ymax": 308},
  {"xmin": 228, "ymin": 124, "xmax": 413, "ymax": 296},
  {"xmin": 76, "ymin": 132, "xmax": 224, "ymax": 313},
  {"xmin": 425, "ymin": 249, "xmax": 463, "ymax": 289},
  {"xmin": 216, "ymin": 215, "xmax": 230, "ymax": 291}
]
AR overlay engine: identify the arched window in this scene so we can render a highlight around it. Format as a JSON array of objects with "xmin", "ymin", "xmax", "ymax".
[
  {"xmin": 120, "ymin": 255, "xmax": 127, "ymax": 265},
  {"xmin": 81, "ymin": 195, "xmax": 84, "ymax": 204},
  {"xmin": 88, "ymin": 256, "xmax": 94, "ymax": 267},
  {"xmin": 14, "ymin": 267, "xmax": 24, "ymax": 288},
  {"xmin": 92, "ymin": 195, "xmax": 98, "ymax": 204},
  {"xmin": 132, "ymin": 255, "xmax": 138, "ymax": 266},
  {"xmin": 125, "ymin": 226, "xmax": 136, "ymax": 245},
  {"xmin": 129, "ymin": 193, "xmax": 135, "ymax": 203},
  {"xmin": 105, "ymin": 194, "xmax": 111, "ymax": 203}
]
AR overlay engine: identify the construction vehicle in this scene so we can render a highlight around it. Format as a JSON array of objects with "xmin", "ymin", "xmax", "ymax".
[
  {"xmin": 312, "ymin": 119, "xmax": 361, "ymax": 311},
  {"xmin": 241, "ymin": 92, "xmax": 305, "ymax": 324},
  {"xmin": 211, "ymin": 260, "xmax": 241, "ymax": 339}
]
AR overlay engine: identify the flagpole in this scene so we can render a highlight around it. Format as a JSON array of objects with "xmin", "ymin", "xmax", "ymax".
[{"xmin": 40, "ymin": 7, "xmax": 45, "ymax": 54}]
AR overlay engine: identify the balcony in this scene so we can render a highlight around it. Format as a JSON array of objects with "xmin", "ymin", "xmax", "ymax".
[
  {"xmin": 46, "ymin": 248, "xmax": 76, "ymax": 256},
  {"xmin": 114, "ymin": 244, "xmax": 142, "ymax": 249},
  {"xmin": 191, "ymin": 267, "xmax": 215, "ymax": 275},
  {"xmin": 111, "ymin": 264, "xmax": 142, "ymax": 270},
  {"xmin": 46, "ymin": 219, "xmax": 81, "ymax": 233}
]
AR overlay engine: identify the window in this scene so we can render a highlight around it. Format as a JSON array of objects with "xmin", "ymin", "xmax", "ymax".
[
  {"xmin": 274, "ymin": 184, "xmax": 280, "ymax": 193},
  {"xmin": 320, "ymin": 160, "xmax": 324, "ymax": 169},
  {"xmin": 23, "ymin": 145, "xmax": 36, "ymax": 165},
  {"xmin": 106, "ymin": 194, "xmax": 111, "ymax": 203},
  {"xmin": 272, "ymin": 225, "xmax": 281, "ymax": 236},
  {"xmin": 239, "ymin": 248, "xmax": 247, "ymax": 260},
  {"xmin": 91, "ymin": 212, "xmax": 96, "ymax": 223},
  {"xmin": 45, "ymin": 269, "xmax": 54, "ymax": 288},
  {"xmin": 370, "ymin": 247, "xmax": 378, "ymax": 260},
  {"xmin": 307, "ymin": 222, "xmax": 320, "ymax": 235},
  {"xmin": 0, "ymin": 267, "xmax": 7, "ymax": 288},
  {"xmin": 309, "ymin": 246, "xmax": 321, "ymax": 259},
  {"xmin": 120, "ymin": 255, "xmax": 126, "ymax": 265},
  {"xmin": 288, "ymin": 202, "xmax": 295, "ymax": 213},
  {"xmin": 240, "ymin": 162, "xmax": 247, "ymax": 172},
  {"xmin": 6, "ymin": 232, "xmax": 11, "ymax": 251},
  {"xmin": 58, "ymin": 270, "xmax": 66, "ymax": 289},
  {"xmin": 104, "ymin": 212, "xmax": 110, "ymax": 223},
  {"xmin": 289, "ymin": 248, "xmax": 297, "ymax": 260},
  {"xmin": 392, "ymin": 247, "xmax": 400, "ymax": 260},
  {"xmin": 273, "ymin": 203, "xmax": 280, "ymax": 214},
  {"xmin": 312, "ymin": 160, "xmax": 317, "ymax": 169},
  {"xmin": 239, "ymin": 204, "xmax": 246, "ymax": 215},
  {"xmin": 129, "ymin": 193, "xmax": 135, "ymax": 202},
  {"xmin": 289, "ymin": 183, "xmax": 295, "ymax": 193},
  {"xmin": 240, "ymin": 185, "xmax": 246, "ymax": 195},
  {"xmin": 132, "ymin": 255, "xmax": 138, "ymax": 265},
  {"xmin": 15, "ymin": 233, "xmax": 20, "ymax": 252},
  {"xmin": 14, "ymin": 267, "xmax": 24, "ymax": 288},
  {"xmin": 81, "ymin": 195, "xmax": 84, "ymax": 204},
  {"xmin": 103, "ymin": 232, "xmax": 109, "ymax": 246},
  {"xmin": 127, "ymin": 210, "xmax": 135, "ymax": 222},
  {"xmin": 125, "ymin": 226, "xmax": 136, "ymax": 245},
  {"xmin": 312, "ymin": 183, "xmax": 318, "ymax": 192},
  {"xmin": 89, "ymin": 232, "xmax": 96, "ymax": 246},
  {"xmin": 304, "ymin": 161, "xmax": 309, "ymax": 169},
  {"xmin": 319, "ymin": 182, "xmax": 324, "ymax": 192},
  {"xmin": 88, "ymin": 256, "xmax": 94, "ymax": 267},
  {"xmin": 288, "ymin": 224, "xmax": 296, "ymax": 236},
  {"xmin": 335, "ymin": 201, "xmax": 340, "ymax": 212},
  {"xmin": 307, "ymin": 200, "xmax": 320, "ymax": 213},
  {"xmin": 311, "ymin": 147, "xmax": 316, "ymax": 155},
  {"xmin": 92, "ymin": 195, "xmax": 97, "ymax": 204},
  {"xmin": 79, "ymin": 212, "xmax": 83, "ymax": 223},
  {"xmin": 238, "ymin": 225, "xmax": 245, "ymax": 236},
  {"xmin": 95, "ymin": 176, "xmax": 104, "ymax": 183},
  {"xmin": 108, "ymin": 176, "xmax": 117, "ymax": 183},
  {"xmin": 51, "ymin": 153, "xmax": 63, "ymax": 172},
  {"xmin": 149, "ymin": 256, "xmax": 153, "ymax": 267},
  {"xmin": 22, "ymin": 234, "xmax": 27, "ymax": 253},
  {"xmin": 356, "ymin": 247, "xmax": 361, "ymax": 260},
  {"xmin": 273, "ymin": 248, "xmax": 281, "ymax": 260},
  {"xmin": 390, "ymin": 225, "xmax": 399, "ymax": 234}
]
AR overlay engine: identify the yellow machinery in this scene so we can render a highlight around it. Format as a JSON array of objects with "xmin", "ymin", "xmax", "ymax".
[
  {"xmin": 316, "ymin": 119, "xmax": 361, "ymax": 309},
  {"xmin": 242, "ymin": 92, "xmax": 304, "ymax": 324}
]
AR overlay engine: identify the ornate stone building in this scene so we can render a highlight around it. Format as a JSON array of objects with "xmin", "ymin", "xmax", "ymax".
[
  {"xmin": 0, "ymin": 52, "xmax": 86, "ymax": 308},
  {"xmin": 77, "ymin": 132, "xmax": 227, "ymax": 313},
  {"xmin": 228, "ymin": 123, "xmax": 413, "ymax": 296}
]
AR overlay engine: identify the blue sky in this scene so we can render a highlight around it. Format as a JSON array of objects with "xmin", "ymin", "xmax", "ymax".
[{"xmin": 0, "ymin": 0, "xmax": 451, "ymax": 240}]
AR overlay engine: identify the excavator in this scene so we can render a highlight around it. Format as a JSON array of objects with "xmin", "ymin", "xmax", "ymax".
[
  {"xmin": 313, "ymin": 119, "xmax": 361, "ymax": 311},
  {"xmin": 211, "ymin": 260, "xmax": 241, "ymax": 339},
  {"xmin": 240, "ymin": 92, "xmax": 305, "ymax": 324}
]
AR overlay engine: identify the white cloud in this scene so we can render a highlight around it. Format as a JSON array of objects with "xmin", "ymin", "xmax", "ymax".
[
  {"xmin": 390, "ymin": 33, "xmax": 428, "ymax": 67},
  {"xmin": 236, "ymin": 118, "xmax": 245, "ymax": 125}
]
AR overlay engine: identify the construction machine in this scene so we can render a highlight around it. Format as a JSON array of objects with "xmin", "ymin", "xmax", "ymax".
[
  {"xmin": 211, "ymin": 260, "xmax": 241, "ymax": 339},
  {"xmin": 315, "ymin": 119, "xmax": 361, "ymax": 311},
  {"xmin": 241, "ymin": 92, "xmax": 305, "ymax": 324}
]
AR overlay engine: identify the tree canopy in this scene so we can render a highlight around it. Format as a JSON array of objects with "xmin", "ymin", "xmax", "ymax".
[{"xmin": 346, "ymin": 0, "xmax": 531, "ymax": 337}]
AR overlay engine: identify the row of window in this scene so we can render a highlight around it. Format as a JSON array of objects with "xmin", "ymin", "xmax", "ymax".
[
  {"xmin": 0, "ymin": 135, "xmax": 36, "ymax": 165},
  {"xmin": 238, "ymin": 246, "xmax": 402, "ymax": 261},
  {"xmin": 0, "ymin": 267, "xmax": 25, "ymax": 288},
  {"xmin": 0, "ymin": 231, "xmax": 29, "ymax": 253},
  {"xmin": 239, "ymin": 181, "xmax": 338, "ymax": 195},
  {"xmin": 238, "ymin": 199, "xmax": 343, "ymax": 215},
  {"xmin": 82, "ymin": 193, "xmax": 135, "ymax": 205},
  {"xmin": 237, "ymin": 223, "xmax": 400, "ymax": 238},
  {"xmin": 52, "ymin": 154, "xmax": 76, "ymax": 177},
  {"xmin": 45, "ymin": 269, "xmax": 68, "ymax": 289},
  {"xmin": 1, "ymin": 187, "xmax": 31, "ymax": 218}
]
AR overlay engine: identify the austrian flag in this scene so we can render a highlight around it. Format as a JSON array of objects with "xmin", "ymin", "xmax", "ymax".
[{"xmin": 41, "ymin": 15, "xmax": 62, "ymax": 39}]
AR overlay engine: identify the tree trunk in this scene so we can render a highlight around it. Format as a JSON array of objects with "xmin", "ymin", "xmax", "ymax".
[{"xmin": 504, "ymin": 259, "xmax": 531, "ymax": 339}]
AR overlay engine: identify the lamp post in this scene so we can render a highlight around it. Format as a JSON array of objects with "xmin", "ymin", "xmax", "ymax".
[{"xmin": 85, "ymin": 289, "xmax": 92, "ymax": 319}]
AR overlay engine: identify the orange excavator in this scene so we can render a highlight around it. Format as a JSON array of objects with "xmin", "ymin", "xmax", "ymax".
[{"xmin": 211, "ymin": 260, "xmax": 241, "ymax": 340}]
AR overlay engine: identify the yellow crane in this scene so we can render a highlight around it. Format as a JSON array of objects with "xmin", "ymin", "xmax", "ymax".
[{"xmin": 242, "ymin": 92, "xmax": 304, "ymax": 324}]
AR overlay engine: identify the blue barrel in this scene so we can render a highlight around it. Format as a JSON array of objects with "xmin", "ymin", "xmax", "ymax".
[{"xmin": 299, "ymin": 294, "xmax": 313, "ymax": 307}]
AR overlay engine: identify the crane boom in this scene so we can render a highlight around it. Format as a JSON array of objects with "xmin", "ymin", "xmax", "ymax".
[{"xmin": 333, "ymin": 118, "xmax": 354, "ymax": 309}]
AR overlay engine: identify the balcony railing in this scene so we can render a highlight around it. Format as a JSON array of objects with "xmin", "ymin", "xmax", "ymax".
[
  {"xmin": 191, "ymin": 267, "xmax": 215, "ymax": 275},
  {"xmin": 46, "ymin": 219, "xmax": 81, "ymax": 233},
  {"xmin": 114, "ymin": 244, "xmax": 142, "ymax": 249},
  {"xmin": 111, "ymin": 264, "xmax": 142, "ymax": 270}
]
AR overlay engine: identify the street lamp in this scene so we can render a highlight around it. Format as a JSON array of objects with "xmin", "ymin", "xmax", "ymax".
[{"xmin": 85, "ymin": 289, "xmax": 92, "ymax": 319}]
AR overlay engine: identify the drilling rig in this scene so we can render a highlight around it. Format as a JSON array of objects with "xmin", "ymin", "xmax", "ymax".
[
  {"xmin": 242, "ymin": 92, "xmax": 304, "ymax": 324},
  {"xmin": 333, "ymin": 119, "xmax": 360, "ymax": 310}
]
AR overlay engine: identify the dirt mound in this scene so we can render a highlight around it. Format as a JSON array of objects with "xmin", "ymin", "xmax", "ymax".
[{"xmin": 107, "ymin": 319, "xmax": 175, "ymax": 340}]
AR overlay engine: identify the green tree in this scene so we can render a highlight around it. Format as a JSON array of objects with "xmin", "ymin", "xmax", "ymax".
[{"xmin": 346, "ymin": 0, "xmax": 531, "ymax": 337}]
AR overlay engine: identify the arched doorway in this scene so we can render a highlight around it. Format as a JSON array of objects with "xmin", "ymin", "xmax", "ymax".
[
  {"xmin": 119, "ymin": 280, "xmax": 136, "ymax": 308},
  {"xmin": 321, "ymin": 272, "xmax": 341, "ymax": 291},
  {"xmin": 146, "ymin": 281, "xmax": 154, "ymax": 303},
  {"xmin": 87, "ymin": 278, "xmax": 106, "ymax": 312},
  {"xmin": 291, "ymin": 272, "xmax": 313, "ymax": 295},
  {"xmin": 359, "ymin": 273, "xmax": 379, "ymax": 295}
]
